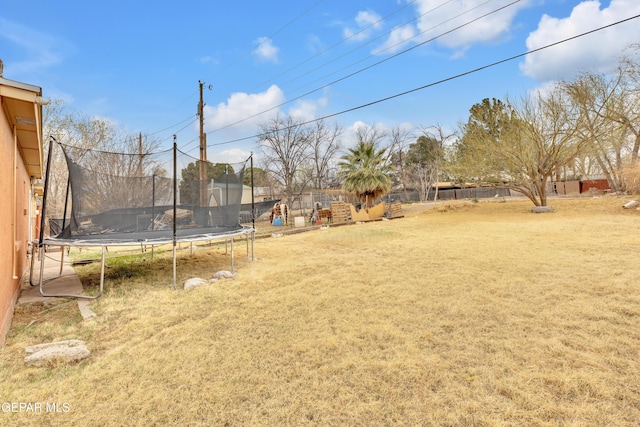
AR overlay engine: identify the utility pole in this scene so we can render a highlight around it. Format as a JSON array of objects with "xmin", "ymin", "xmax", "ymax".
[
  {"xmin": 198, "ymin": 81, "xmax": 207, "ymax": 207},
  {"xmin": 138, "ymin": 132, "xmax": 143, "ymax": 177}
]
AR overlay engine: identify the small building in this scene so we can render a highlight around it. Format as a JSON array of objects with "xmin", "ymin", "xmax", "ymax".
[
  {"xmin": 552, "ymin": 179, "xmax": 611, "ymax": 195},
  {"xmin": 0, "ymin": 65, "xmax": 45, "ymax": 346}
]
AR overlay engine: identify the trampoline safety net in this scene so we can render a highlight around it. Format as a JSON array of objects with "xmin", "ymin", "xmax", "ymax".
[{"xmin": 44, "ymin": 140, "xmax": 248, "ymax": 243}]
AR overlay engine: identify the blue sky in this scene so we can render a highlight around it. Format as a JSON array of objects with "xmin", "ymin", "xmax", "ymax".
[{"xmin": 2, "ymin": 0, "xmax": 639, "ymax": 163}]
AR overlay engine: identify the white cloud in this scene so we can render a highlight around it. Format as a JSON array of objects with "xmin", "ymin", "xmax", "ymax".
[
  {"xmin": 373, "ymin": 24, "xmax": 416, "ymax": 55},
  {"xmin": 307, "ymin": 34, "xmax": 325, "ymax": 54},
  {"xmin": 204, "ymin": 85, "xmax": 285, "ymax": 133},
  {"xmin": 287, "ymin": 93, "xmax": 328, "ymax": 122},
  {"xmin": 411, "ymin": 0, "xmax": 528, "ymax": 49},
  {"xmin": 521, "ymin": 0, "xmax": 640, "ymax": 81},
  {"xmin": 253, "ymin": 37, "xmax": 279, "ymax": 63},
  {"xmin": 0, "ymin": 18, "xmax": 73, "ymax": 77},
  {"xmin": 371, "ymin": 0, "xmax": 530, "ymax": 57},
  {"xmin": 216, "ymin": 148, "xmax": 252, "ymax": 164},
  {"xmin": 343, "ymin": 10, "xmax": 383, "ymax": 42},
  {"xmin": 526, "ymin": 81, "xmax": 561, "ymax": 101},
  {"xmin": 198, "ymin": 56, "xmax": 218, "ymax": 65}
]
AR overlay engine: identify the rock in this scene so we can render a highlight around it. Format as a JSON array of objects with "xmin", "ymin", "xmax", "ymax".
[
  {"xmin": 25, "ymin": 340, "xmax": 90, "ymax": 365},
  {"xmin": 531, "ymin": 206, "xmax": 554, "ymax": 213},
  {"xmin": 183, "ymin": 277, "xmax": 214, "ymax": 290},
  {"xmin": 212, "ymin": 270, "xmax": 235, "ymax": 280}
]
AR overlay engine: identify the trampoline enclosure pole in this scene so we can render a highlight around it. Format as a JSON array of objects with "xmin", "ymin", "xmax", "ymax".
[
  {"xmin": 172, "ymin": 137, "xmax": 177, "ymax": 290},
  {"xmin": 39, "ymin": 137, "xmax": 55, "ymax": 247},
  {"xmin": 250, "ymin": 153, "xmax": 255, "ymax": 231},
  {"xmin": 61, "ymin": 177, "xmax": 70, "ymax": 235},
  {"xmin": 250, "ymin": 153, "xmax": 255, "ymax": 260}
]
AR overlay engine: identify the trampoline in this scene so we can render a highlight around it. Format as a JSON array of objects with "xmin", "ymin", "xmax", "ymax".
[{"xmin": 32, "ymin": 137, "xmax": 256, "ymax": 298}]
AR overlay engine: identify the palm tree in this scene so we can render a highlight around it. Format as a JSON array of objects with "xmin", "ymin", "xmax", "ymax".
[{"xmin": 338, "ymin": 141, "xmax": 393, "ymax": 208}]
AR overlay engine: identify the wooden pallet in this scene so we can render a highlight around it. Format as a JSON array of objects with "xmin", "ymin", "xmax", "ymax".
[
  {"xmin": 330, "ymin": 201, "xmax": 350, "ymax": 223},
  {"xmin": 386, "ymin": 202, "xmax": 403, "ymax": 218}
]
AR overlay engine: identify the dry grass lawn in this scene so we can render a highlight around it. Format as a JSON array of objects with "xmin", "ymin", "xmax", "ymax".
[{"xmin": 2, "ymin": 196, "xmax": 640, "ymax": 426}]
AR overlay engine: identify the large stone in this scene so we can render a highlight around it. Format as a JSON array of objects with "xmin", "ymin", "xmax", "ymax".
[
  {"xmin": 531, "ymin": 206, "xmax": 554, "ymax": 213},
  {"xmin": 183, "ymin": 277, "xmax": 215, "ymax": 290},
  {"xmin": 212, "ymin": 270, "xmax": 235, "ymax": 280},
  {"xmin": 25, "ymin": 340, "xmax": 90, "ymax": 365}
]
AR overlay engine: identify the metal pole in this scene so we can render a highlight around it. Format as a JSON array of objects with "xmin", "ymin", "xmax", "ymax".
[
  {"xmin": 173, "ymin": 136, "xmax": 177, "ymax": 290},
  {"xmin": 250, "ymin": 153, "xmax": 255, "ymax": 230},
  {"xmin": 39, "ymin": 137, "xmax": 55, "ymax": 247},
  {"xmin": 231, "ymin": 237, "xmax": 234, "ymax": 274},
  {"xmin": 152, "ymin": 174, "xmax": 156, "ymax": 230},
  {"xmin": 250, "ymin": 153, "xmax": 255, "ymax": 261},
  {"xmin": 61, "ymin": 177, "xmax": 70, "ymax": 234},
  {"xmin": 225, "ymin": 164, "xmax": 229, "ymax": 207}
]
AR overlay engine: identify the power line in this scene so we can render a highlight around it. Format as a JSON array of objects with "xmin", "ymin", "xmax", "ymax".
[
  {"xmin": 249, "ymin": 0, "xmax": 423, "ymax": 92},
  {"xmin": 157, "ymin": 2, "xmax": 328, "ymax": 155},
  {"xmin": 221, "ymin": 0, "xmax": 326, "ymax": 71},
  {"xmin": 284, "ymin": 0, "xmax": 500, "ymax": 94},
  {"xmin": 146, "ymin": 115, "xmax": 197, "ymax": 138},
  {"xmin": 207, "ymin": 0, "xmax": 521, "ymax": 136},
  {"xmin": 181, "ymin": 0, "xmax": 508, "ymax": 154},
  {"xmin": 205, "ymin": 13, "xmax": 640, "ymax": 148}
]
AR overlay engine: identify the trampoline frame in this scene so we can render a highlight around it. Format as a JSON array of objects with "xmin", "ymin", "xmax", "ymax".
[
  {"xmin": 33, "ymin": 137, "xmax": 257, "ymax": 299},
  {"xmin": 30, "ymin": 227, "xmax": 254, "ymax": 299}
]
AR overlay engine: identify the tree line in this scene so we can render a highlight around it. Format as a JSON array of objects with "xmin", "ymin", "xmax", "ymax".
[
  {"xmin": 257, "ymin": 54, "xmax": 640, "ymax": 208},
  {"xmin": 42, "ymin": 53, "xmax": 640, "ymax": 214}
]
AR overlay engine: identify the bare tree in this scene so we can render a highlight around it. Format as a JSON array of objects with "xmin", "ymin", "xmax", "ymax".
[
  {"xmin": 354, "ymin": 124, "xmax": 388, "ymax": 150},
  {"xmin": 43, "ymin": 100, "xmax": 119, "ymax": 217},
  {"xmin": 562, "ymin": 57, "xmax": 640, "ymax": 192},
  {"xmin": 43, "ymin": 100, "xmax": 164, "ymax": 219},
  {"xmin": 453, "ymin": 93, "xmax": 586, "ymax": 207},
  {"xmin": 309, "ymin": 120, "xmax": 343, "ymax": 189},
  {"xmin": 406, "ymin": 133, "xmax": 443, "ymax": 202},
  {"xmin": 388, "ymin": 126, "xmax": 413, "ymax": 200},
  {"xmin": 257, "ymin": 115, "xmax": 313, "ymax": 207},
  {"xmin": 416, "ymin": 125, "xmax": 453, "ymax": 201}
]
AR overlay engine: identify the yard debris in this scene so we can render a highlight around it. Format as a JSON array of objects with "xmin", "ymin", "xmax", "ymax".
[
  {"xmin": 25, "ymin": 340, "xmax": 90, "ymax": 365},
  {"xmin": 622, "ymin": 200, "xmax": 640, "ymax": 209},
  {"xmin": 184, "ymin": 271, "xmax": 234, "ymax": 290},
  {"xmin": 212, "ymin": 270, "xmax": 235, "ymax": 279},
  {"xmin": 183, "ymin": 277, "xmax": 216, "ymax": 290}
]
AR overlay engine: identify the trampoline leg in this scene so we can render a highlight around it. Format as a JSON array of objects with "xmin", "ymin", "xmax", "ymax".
[
  {"xmin": 172, "ymin": 245, "xmax": 177, "ymax": 290},
  {"xmin": 59, "ymin": 246, "xmax": 65, "ymax": 276},
  {"xmin": 251, "ymin": 229, "xmax": 255, "ymax": 261},
  {"xmin": 28, "ymin": 243, "xmax": 39, "ymax": 286},
  {"xmin": 231, "ymin": 238, "xmax": 235, "ymax": 274},
  {"xmin": 39, "ymin": 245, "xmax": 104, "ymax": 299}
]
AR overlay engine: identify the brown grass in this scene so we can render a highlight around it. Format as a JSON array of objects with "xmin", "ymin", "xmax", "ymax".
[
  {"xmin": 622, "ymin": 161, "xmax": 640, "ymax": 195},
  {"xmin": 2, "ymin": 196, "xmax": 640, "ymax": 426}
]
